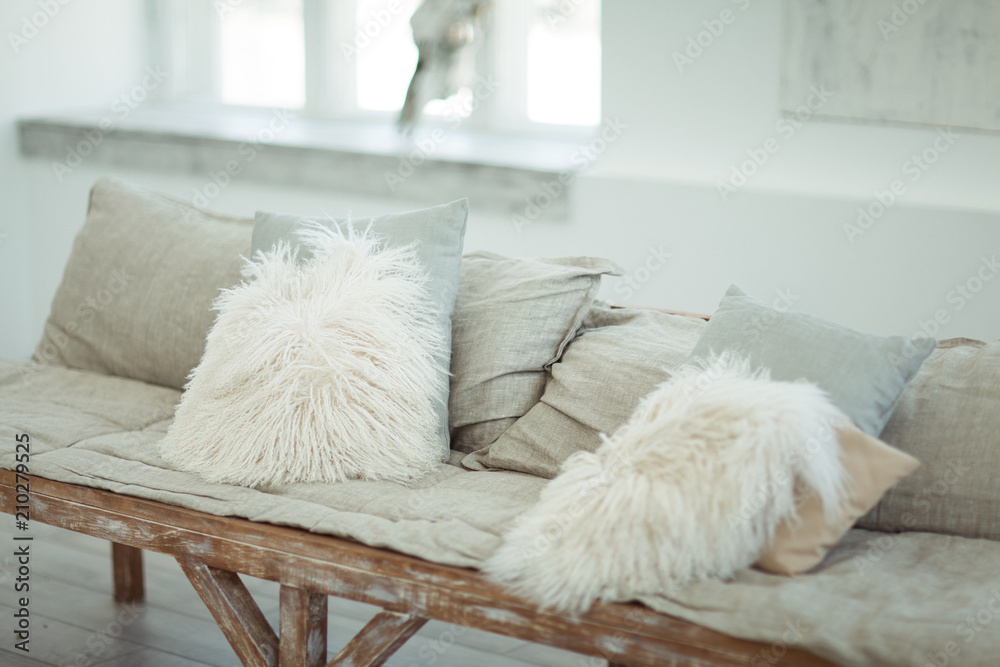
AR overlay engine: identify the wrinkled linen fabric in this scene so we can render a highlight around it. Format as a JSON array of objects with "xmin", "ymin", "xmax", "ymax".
[{"xmin": 2, "ymin": 359, "xmax": 999, "ymax": 666}]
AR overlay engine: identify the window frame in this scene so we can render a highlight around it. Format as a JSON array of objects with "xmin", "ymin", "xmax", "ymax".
[{"xmin": 146, "ymin": 0, "xmax": 599, "ymax": 138}]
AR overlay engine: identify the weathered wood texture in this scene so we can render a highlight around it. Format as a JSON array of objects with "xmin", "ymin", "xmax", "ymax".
[
  {"xmin": 280, "ymin": 585, "xmax": 328, "ymax": 667},
  {"xmin": 0, "ymin": 471, "xmax": 834, "ymax": 667},
  {"xmin": 111, "ymin": 541, "xmax": 145, "ymax": 601},
  {"xmin": 178, "ymin": 559, "xmax": 280, "ymax": 667},
  {"xmin": 328, "ymin": 610, "xmax": 427, "ymax": 667}
]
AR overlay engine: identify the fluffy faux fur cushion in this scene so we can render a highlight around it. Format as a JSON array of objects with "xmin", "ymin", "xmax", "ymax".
[
  {"xmin": 160, "ymin": 226, "xmax": 445, "ymax": 487},
  {"xmin": 484, "ymin": 355, "xmax": 848, "ymax": 613}
]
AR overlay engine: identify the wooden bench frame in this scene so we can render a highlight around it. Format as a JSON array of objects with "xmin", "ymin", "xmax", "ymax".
[{"xmin": 0, "ymin": 470, "xmax": 832, "ymax": 667}]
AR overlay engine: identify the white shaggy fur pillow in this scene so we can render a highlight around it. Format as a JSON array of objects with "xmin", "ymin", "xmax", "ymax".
[
  {"xmin": 160, "ymin": 226, "xmax": 445, "ymax": 487},
  {"xmin": 484, "ymin": 354, "xmax": 848, "ymax": 613}
]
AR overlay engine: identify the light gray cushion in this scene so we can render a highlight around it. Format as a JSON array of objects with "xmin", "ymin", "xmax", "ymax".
[
  {"xmin": 687, "ymin": 285, "xmax": 936, "ymax": 435},
  {"xmin": 858, "ymin": 337, "xmax": 1000, "ymax": 541},
  {"xmin": 252, "ymin": 201, "xmax": 468, "ymax": 460},
  {"xmin": 462, "ymin": 303, "xmax": 706, "ymax": 476},
  {"xmin": 448, "ymin": 252, "xmax": 623, "ymax": 454},
  {"xmin": 35, "ymin": 178, "xmax": 252, "ymax": 390}
]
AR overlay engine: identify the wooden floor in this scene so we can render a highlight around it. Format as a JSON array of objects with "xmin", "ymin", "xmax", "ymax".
[{"xmin": 0, "ymin": 522, "xmax": 598, "ymax": 667}]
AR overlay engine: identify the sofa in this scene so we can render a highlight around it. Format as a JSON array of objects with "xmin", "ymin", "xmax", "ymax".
[{"xmin": 2, "ymin": 178, "xmax": 999, "ymax": 667}]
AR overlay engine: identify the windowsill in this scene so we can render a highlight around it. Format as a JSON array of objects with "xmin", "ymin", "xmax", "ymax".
[{"xmin": 18, "ymin": 106, "xmax": 588, "ymax": 218}]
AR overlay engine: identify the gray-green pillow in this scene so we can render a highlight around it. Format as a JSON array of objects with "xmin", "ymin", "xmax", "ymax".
[
  {"xmin": 252, "ymin": 201, "xmax": 468, "ymax": 460},
  {"xmin": 687, "ymin": 285, "xmax": 936, "ymax": 436}
]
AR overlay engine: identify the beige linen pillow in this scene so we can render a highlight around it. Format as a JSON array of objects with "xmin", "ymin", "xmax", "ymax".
[
  {"xmin": 462, "ymin": 303, "xmax": 707, "ymax": 475},
  {"xmin": 35, "ymin": 178, "xmax": 251, "ymax": 390},
  {"xmin": 448, "ymin": 252, "xmax": 622, "ymax": 454},
  {"xmin": 757, "ymin": 426, "xmax": 920, "ymax": 575},
  {"xmin": 857, "ymin": 338, "xmax": 1000, "ymax": 541}
]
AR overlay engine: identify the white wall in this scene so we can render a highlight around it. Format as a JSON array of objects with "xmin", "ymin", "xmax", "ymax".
[
  {"xmin": 3, "ymin": 0, "xmax": 998, "ymax": 363},
  {"xmin": 1, "ymin": 0, "xmax": 147, "ymax": 359},
  {"xmin": 600, "ymin": 0, "xmax": 1000, "ymax": 213}
]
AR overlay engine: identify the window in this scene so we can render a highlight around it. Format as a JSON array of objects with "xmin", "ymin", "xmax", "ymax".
[{"xmin": 149, "ymin": 0, "xmax": 600, "ymax": 133}]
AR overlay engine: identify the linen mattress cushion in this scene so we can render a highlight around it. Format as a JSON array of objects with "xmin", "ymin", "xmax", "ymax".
[
  {"xmin": 462, "ymin": 303, "xmax": 707, "ymax": 476},
  {"xmin": 687, "ymin": 284, "xmax": 937, "ymax": 435},
  {"xmin": 34, "ymin": 177, "xmax": 252, "ymax": 391},
  {"xmin": 252, "ymin": 202, "xmax": 469, "ymax": 459},
  {"xmin": 857, "ymin": 337, "xmax": 1000, "ymax": 541},
  {"xmin": 3, "ymin": 357, "xmax": 1000, "ymax": 667},
  {"xmin": 0, "ymin": 358, "xmax": 544, "ymax": 567},
  {"xmin": 447, "ymin": 252, "xmax": 622, "ymax": 454}
]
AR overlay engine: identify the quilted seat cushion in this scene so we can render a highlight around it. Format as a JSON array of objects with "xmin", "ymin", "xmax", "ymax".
[
  {"xmin": 3, "ymin": 359, "xmax": 1000, "ymax": 667},
  {"xmin": 0, "ymin": 359, "xmax": 180, "ymax": 456},
  {"xmin": 0, "ymin": 358, "xmax": 547, "ymax": 567}
]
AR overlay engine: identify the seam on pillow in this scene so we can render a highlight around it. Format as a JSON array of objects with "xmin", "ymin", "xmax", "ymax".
[{"xmin": 544, "ymin": 275, "xmax": 603, "ymax": 370}]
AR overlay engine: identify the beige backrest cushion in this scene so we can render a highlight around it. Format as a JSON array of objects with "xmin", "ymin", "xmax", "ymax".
[
  {"xmin": 35, "ymin": 178, "xmax": 252, "ymax": 390},
  {"xmin": 448, "ymin": 252, "xmax": 622, "ymax": 454},
  {"xmin": 462, "ymin": 303, "xmax": 707, "ymax": 475},
  {"xmin": 757, "ymin": 426, "xmax": 920, "ymax": 576},
  {"xmin": 857, "ymin": 338, "xmax": 1000, "ymax": 541}
]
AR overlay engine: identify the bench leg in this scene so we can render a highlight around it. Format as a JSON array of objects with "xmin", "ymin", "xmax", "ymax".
[
  {"xmin": 328, "ymin": 610, "xmax": 427, "ymax": 666},
  {"xmin": 279, "ymin": 585, "xmax": 327, "ymax": 667},
  {"xmin": 178, "ymin": 558, "xmax": 280, "ymax": 667},
  {"xmin": 111, "ymin": 542, "xmax": 145, "ymax": 602}
]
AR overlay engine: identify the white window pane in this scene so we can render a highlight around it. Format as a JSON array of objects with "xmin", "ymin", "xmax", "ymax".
[
  {"xmin": 527, "ymin": 0, "xmax": 601, "ymax": 126},
  {"xmin": 219, "ymin": 0, "xmax": 305, "ymax": 108},
  {"xmin": 355, "ymin": 0, "xmax": 422, "ymax": 112}
]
